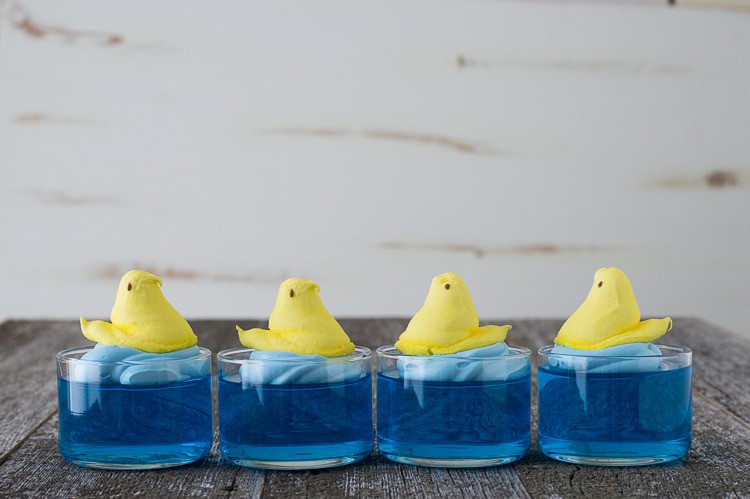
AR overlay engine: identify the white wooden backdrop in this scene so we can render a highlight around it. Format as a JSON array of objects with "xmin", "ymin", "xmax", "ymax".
[{"xmin": 1, "ymin": 0, "xmax": 748, "ymax": 339}]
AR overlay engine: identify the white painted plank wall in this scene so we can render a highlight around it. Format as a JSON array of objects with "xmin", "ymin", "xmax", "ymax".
[{"xmin": 1, "ymin": 0, "xmax": 748, "ymax": 339}]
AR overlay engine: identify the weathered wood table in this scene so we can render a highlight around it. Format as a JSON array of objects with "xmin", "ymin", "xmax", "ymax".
[{"xmin": 1, "ymin": 318, "xmax": 749, "ymax": 497}]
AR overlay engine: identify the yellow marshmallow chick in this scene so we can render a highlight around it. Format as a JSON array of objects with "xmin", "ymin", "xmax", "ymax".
[
  {"xmin": 395, "ymin": 272, "xmax": 511, "ymax": 355},
  {"xmin": 555, "ymin": 267, "xmax": 673, "ymax": 350},
  {"xmin": 80, "ymin": 270, "xmax": 197, "ymax": 353},
  {"xmin": 236, "ymin": 278, "xmax": 355, "ymax": 357}
]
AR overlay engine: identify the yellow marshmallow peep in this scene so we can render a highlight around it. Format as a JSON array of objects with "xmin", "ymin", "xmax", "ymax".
[
  {"xmin": 236, "ymin": 278, "xmax": 355, "ymax": 357},
  {"xmin": 555, "ymin": 267, "xmax": 672, "ymax": 350},
  {"xmin": 395, "ymin": 272, "xmax": 511, "ymax": 355},
  {"xmin": 80, "ymin": 270, "xmax": 198, "ymax": 353}
]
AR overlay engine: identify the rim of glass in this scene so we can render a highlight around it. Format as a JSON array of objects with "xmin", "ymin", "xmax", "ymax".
[
  {"xmin": 56, "ymin": 346, "xmax": 212, "ymax": 365},
  {"xmin": 376, "ymin": 344, "xmax": 531, "ymax": 360},
  {"xmin": 538, "ymin": 344, "xmax": 691, "ymax": 360},
  {"xmin": 217, "ymin": 345, "xmax": 372, "ymax": 364}
]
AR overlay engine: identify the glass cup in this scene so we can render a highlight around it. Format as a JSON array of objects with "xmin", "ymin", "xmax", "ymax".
[
  {"xmin": 537, "ymin": 344, "xmax": 692, "ymax": 466},
  {"xmin": 217, "ymin": 347, "xmax": 374, "ymax": 469},
  {"xmin": 56, "ymin": 346, "xmax": 213, "ymax": 469},
  {"xmin": 376, "ymin": 345, "xmax": 531, "ymax": 467}
]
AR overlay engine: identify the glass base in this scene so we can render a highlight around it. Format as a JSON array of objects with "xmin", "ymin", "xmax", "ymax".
[
  {"xmin": 61, "ymin": 446, "xmax": 210, "ymax": 470},
  {"xmin": 377, "ymin": 437, "xmax": 528, "ymax": 468},
  {"xmin": 539, "ymin": 435, "xmax": 690, "ymax": 467},
  {"xmin": 381, "ymin": 453, "xmax": 521, "ymax": 468},
  {"xmin": 225, "ymin": 451, "xmax": 371, "ymax": 470},
  {"xmin": 545, "ymin": 454, "xmax": 676, "ymax": 466}
]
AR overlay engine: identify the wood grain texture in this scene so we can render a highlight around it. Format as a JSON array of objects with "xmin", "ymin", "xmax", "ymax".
[
  {"xmin": 0, "ymin": 320, "xmax": 77, "ymax": 462},
  {"xmin": 670, "ymin": 319, "xmax": 750, "ymax": 428},
  {"xmin": 1, "ymin": 318, "xmax": 750, "ymax": 497}
]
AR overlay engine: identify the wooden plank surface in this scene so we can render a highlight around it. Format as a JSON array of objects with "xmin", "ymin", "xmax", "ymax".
[{"xmin": 1, "ymin": 318, "xmax": 749, "ymax": 498}]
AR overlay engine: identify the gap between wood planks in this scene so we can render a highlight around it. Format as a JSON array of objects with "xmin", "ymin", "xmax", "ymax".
[
  {"xmin": 693, "ymin": 389, "xmax": 750, "ymax": 432},
  {"xmin": 0, "ymin": 410, "xmax": 57, "ymax": 467}
]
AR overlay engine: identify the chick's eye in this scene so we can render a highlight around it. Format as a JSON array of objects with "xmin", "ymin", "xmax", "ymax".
[
  {"xmin": 444, "ymin": 283, "xmax": 451, "ymax": 290},
  {"xmin": 127, "ymin": 283, "xmax": 132, "ymax": 291},
  {"xmin": 289, "ymin": 289, "xmax": 295, "ymax": 298},
  {"xmin": 598, "ymin": 281, "xmax": 603, "ymax": 288}
]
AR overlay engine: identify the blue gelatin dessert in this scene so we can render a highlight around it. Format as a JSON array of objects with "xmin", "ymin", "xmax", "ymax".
[
  {"xmin": 537, "ymin": 267, "xmax": 692, "ymax": 466},
  {"xmin": 219, "ymin": 349, "xmax": 373, "ymax": 468},
  {"xmin": 538, "ymin": 347, "xmax": 692, "ymax": 465},
  {"xmin": 220, "ymin": 278, "xmax": 374, "ymax": 469},
  {"xmin": 58, "ymin": 346, "xmax": 212, "ymax": 468},
  {"xmin": 57, "ymin": 270, "xmax": 213, "ymax": 469},
  {"xmin": 377, "ymin": 344, "xmax": 531, "ymax": 465},
  {"xmin": 376, "ymin": 273, "xmax": 531, "ymax": 467}
]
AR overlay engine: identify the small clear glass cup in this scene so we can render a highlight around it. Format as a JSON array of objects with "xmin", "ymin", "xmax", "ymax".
[
  {"xmin": 56, "ymin": 346, "xmax": 213, "ymax": 469},
  {"xmin": 537, "ymin": 344, "xmax": 692, "ymax": 466},
  {"xmin": 376, "ymin": 345, "xmax": 531, "ymax": 467},
  {"xmin": 217, "ymin": 347, "xmax": 374, "ymax": 470}
]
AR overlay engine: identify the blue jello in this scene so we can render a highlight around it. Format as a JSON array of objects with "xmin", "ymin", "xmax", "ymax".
[
  {"xmin": 218, "ymin": 375, "xmax": 373, "ymax": 467},
  {"xmin": 377, "ymin": 373, "xmax": 530, "ymax": 465},
  {"xmin": 217, "ymin": 347, "xmax": 374, "ymax": 469},
  {"xmin": 538, "ymin": 353, "xmax": 692, "ymax": 465},
  {"xmin": 57, "ymin": 346, "xmax": 213, "ymax": 469},
  {"xmin": 376, "ymin": 344, "xmax": 531, "ymax": 467}
]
